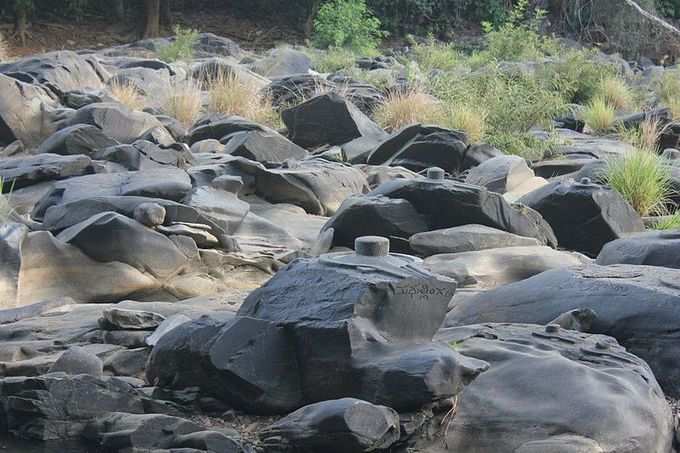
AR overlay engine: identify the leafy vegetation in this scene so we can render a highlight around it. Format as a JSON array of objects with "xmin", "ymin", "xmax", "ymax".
[
  {"xmin": 411, "ymin": 37, "xmax": 462, "ymax": 73},
  {"xmin": 313, "ymin": 0, "xmax": 386, "ymax": 53},
  {"xmin": 596, "ymin": 76, "xmax": 634, "ymax": 111},
  {"xmin": 311, "ymin": 47, "xmax": 358, "ymax": 73},
  {"xmin": 654, "ymin": 212, "xmax": 680, "ymax": 230},
  {"xmin": 158, "ymin": 25, "xmax": 200, "ymax": 63},
  {"xmin": 583, "ymin": 97, "xmax": 617, "ymax": 134},
  {"xmin": 604, "ymin": 149, "xmax": 672, "ymax": 216}
]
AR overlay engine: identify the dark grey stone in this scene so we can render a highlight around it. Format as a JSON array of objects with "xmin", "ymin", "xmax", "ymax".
[
  {"xmin": 596, "ymin": 230, "xmax": 680, "ymax": 268},
  {"xmin": 48, "ymin": 346, "xmax": 104, "ymax": 377}
]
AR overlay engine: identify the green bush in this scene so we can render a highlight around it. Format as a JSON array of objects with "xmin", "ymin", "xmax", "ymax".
[
  {"xmin": 313, "ymin": 0, "xmax": 386, "ymax": 52},
  {"xmin": 158, "ymin": 25, "xmax": 200, "ymax": 63},
  {"xmin": 312, "ymin": 47, "xmax": 357, "ymax": 73},
  {"xmin": 411, "ymin": 36, "xmax": 462, "ymax": 72}
]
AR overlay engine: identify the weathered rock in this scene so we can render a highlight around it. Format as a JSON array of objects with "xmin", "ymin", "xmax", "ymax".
[
  {"xmin": 251, "ymin": 47, "xmax": 312, "ymax": 78},
  {"xmin": 356, "ymin": 164, "xmax": 419, "ymax": 188},
  {"xmin": 367, "ymin": 124, "xmax": 483, "ymax": 174},
  {"xmin": 282, "ymin": 93, "xmax": 386, "ymax": 149},
  {"xmin": 31, "ymin": 168, "xmax": 193, "ymax": 221},
  {"xmin": 465, "ymin": 155, "xmax": 543, "ymax": 196},
  {"xmin": 94, "ymin": 140, "xmax": 192, "ymax": 171},
  {"xmin": 424, "ymin": 246, "xmax": 590, "ymax": 288},
  {"xmin": 0, "ymin": 223, "xmax": 28, "ymax": 306},
  {"xmin": 596, "ymin": 230, "xmax": 680, "ymax": 268},
  {"xmin": 0, "ymin": 73, "xmax": 61, "ymax": 147},
  {"xmin": 0, "ymin": 153, "xmax": 94, "ymax": 190},
  {"xmin": 519, "ymin": 178, "xmax": 644, "ymax": 256},
  {"xmin": 0, "ymin": 374, "xmax": 149, "ymax": 440},
  {"xmin": 37, "ymin": 124, "xmax": 119, "ymax": 156},
  {"xmin": 266, "ymin": 74, "xmax": 335, "ymax": 110},
  {"xmin": 157, "ymin": 223, "xmax": 220, "ymax": 248},
  {"xmin": 146, "ymin": 314, "xmax": 192, "ymax": 347},
  {"xmin": 187, "ymin": 115, "xmax": 265, "ymax": 145},
  {"xmin": 101, "ymin": 308, "xmax": 165, "ymax": 330},
  {"xmin": 62, "ymin": 103, "xmax": 165, "ymax": 144},
  {"xmin": 134, "ymin": 202, "xmax": 166, "ymax": 227},
  {"xmin": 431, "ymin": 323, "xmax": 673, "ymax": 453},
  {"xmin": 444, "ymin": 263, "xmax": 680, "ymax": 397},
  {"xmin": 324, "ymin": 177, "xmax": 557, "ymax": 250},
  {"xmin": 222, "ymin": 129, "xmax": 308, "ymax": 163},
  {"xmin": 56, "ymin": 211, "xmax": 189, "ymax": 279},
  {"xmin": 103, "ymin": 347, "xmax": 151, "ymax": 379},
  {"xmin": 549, "ymin": 308, "xmax": 598, "ymax": 332},
  {"xmin": 410, "ymin": 224, "xmax": 542, "ymax": 257},
  {"xmin": 261, "ymin": 398, "xmax": 400, "ymax": 453},
  {"xmin": 47, "ymin": 346, "xmax": 104, "ymax": 377}
]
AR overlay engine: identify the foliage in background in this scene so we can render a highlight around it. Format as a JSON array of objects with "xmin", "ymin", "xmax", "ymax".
[
  {"xmin": 313, "ymin": 0, "xmax": 386, "ymax": 52},
  {"xmin": 311, "ymin": 47, "xmax": 358, "ymax": 72},
  {"xmin": 158, "ymin": 25, "xmax": 200, "ymax": 63}
]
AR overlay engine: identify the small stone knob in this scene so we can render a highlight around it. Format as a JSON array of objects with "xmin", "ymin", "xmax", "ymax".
[
  {"xmin": 595, "ymin": 341, "xmax": 609, "ymax": 350},
  {"xmin": 355, "ymin": 236, "xmax": 390, "ymax": 257},
  {"xmin": 545, "ymin": 324, "xmax": 560, "ymax": 333},
  {"xmin": 580, "ymin": 177, "xmax": 592, "ymax": 185},
  {"xmin": 427, "ymin": 167, "xmax": 445, "ymax": 180}
]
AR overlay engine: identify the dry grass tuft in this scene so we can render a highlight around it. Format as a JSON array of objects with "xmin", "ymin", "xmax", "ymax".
[
  {"xmin": 206, "ymin": 72, "xmax": 279, "ymax": 127},
  {"xmin": 373, "ymin": 89, "xmax": 441, "ymax": 131},
  {"xmin": 597, "ymin": 76, "xmax": 633, "ymax": 111},
  {"xmin": 109, "ymin": 79, "xmax": 146, "ymax": 111},
  {"xmin": 440, "ymin": 104, "xmax": 488, "ymax": 143},
  {"xmin": 163, "ymin": 78, "xmax": 203, "ymax": 128}
]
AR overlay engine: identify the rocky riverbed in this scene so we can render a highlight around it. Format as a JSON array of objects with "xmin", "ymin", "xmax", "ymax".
[{"xmin": 0, "ymin": 32, "xmax": 679, "ymax": 452}]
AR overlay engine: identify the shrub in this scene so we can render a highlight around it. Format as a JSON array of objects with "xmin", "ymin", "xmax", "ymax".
[
  {"xmin": 479, "ymin": 0, "xmax": 557, "ymax": 62},
  {"xmin": 604, "ymin": 149, "xmax": 672, "ymax": 216},
  {"xmin": 619, "ymin": 118, "xmax": 662, "ymax": 152},
  {"xmin": 583, "ymin": 97, "xmax": 616, "ymax": 133},
  {"xmin": 596, "ymin": 76, "xmax": 633, "ymax": 111},
  {"xmin": 654, "ymin": 211, "xmax": 680, "ymax": 230},
  {"xmin": 312, "ymin": 47, "xmax": 357, "ymax": 73},
  {"xmin": 313, "ymin": 0, "xmax": 386, "ymax": 53},
  {"xmin": 158, "ymin": 25, "xmax": 200, "ymax": 63},
  {"xmin": 487, "ymin": 130, "xmax": 562, "ymax": 161},
  {"xmin": 163, "ymin": 78, "xmax": 203, "ymax": 128},
  {"xmin": 373, "ymin": 89, "xmax": 440, "ymax": 131},
  {"xmin": 439, "ymin": 104, "xmax": 487, "ymax": 143},
  {"xmin": 658, "ymin": 69, "xmax": 680, "ymax": 118},
  {"xmin": 411, "ymin": 37, "xmax": 462, "ymax": 73},
  {"xmin": 109, "ymin": 79, "xmax": 146, "ymax": 111},
  {"xmin": 207, "ymin": 72, "xmax": 279, "ymax": 128}
]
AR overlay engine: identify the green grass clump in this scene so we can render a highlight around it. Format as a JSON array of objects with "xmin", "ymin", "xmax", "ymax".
[
  {"xmin": 411, "ymin": 37, "xmax": 462, "ymax": 73},
  {"xmin": 654, "ymin": 212, "xmax": 680, "ymax": 230},
  {"xmin": 596, "ymin": 76, "xmax": 634, "ymax": 111},
  {"xmin": 583, "ymin": 97, "xmax": 617, "ymax": 133},
  {"xmin": 312, "ymin": 47, "xmax": 357, "ymax": 73},
  {"xmin": 158, "ymin": 25, "xmax": 200, "ymax": 63},
  {"xmin": 604, "ymin": 149, "xmax": 672, "ymax": 217}
]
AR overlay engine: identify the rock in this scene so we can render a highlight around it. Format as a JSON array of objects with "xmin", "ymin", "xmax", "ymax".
[
  {"xmin": 547, "ymin": 128, "xmax": 635, "ymax": 159},
  {"xmin": 0, "ymin": 153, "xmax": 94, "ymax": 190},
  {"xmin": 157, "ymin": 223, "xmax": 220, "ymax": 248},
  {"xmin": 410, "ymin": 224, "xmax": 542, "ymax": 257},
  {"xmin": 31, "ymin": 168, "xmax": 193, "ymax": 220},
  {"xmin": 465, "ymin": 155, "xmax": 535, "ymax": 194},
  {"xmin": 356, "ymin": 164, "xmax": 419, "ymax": 188},
  {"xmin": 266, "ymin": 74, "xmax": 335, "ymax": 110},
  {"xmin": 0, "ymin": 223, "xmax": 27, "ymax": 307},
  {"xmin": 48, "ymin": 346, "xmax": 104, "ymax": 377},
  {"xmin": 324, "ymin": 177, "xmax": 557, "ymax": 250},
  {"xmin": 62, "ymin": 103, "xmax": 165, "ymax": 144},
  {"xmin": 146, "ymin": 314, "xmax": 192, "ymax": 347},
  {"xmin": 83, "ymin": 412, "xmax": 244, "ymax": 452},
  {"xmin": 367, "ymin": 124, "xmax": 484, "ymax": 174},
  {"xmin": 431, "ymin": 323, "xmax": 673, "ymax": 453},
  {"xmin": 62, "ymin": 90, "xmax": 103, "ymax": 109},
  {"xmin": 596, "ymin": 230, "xmax": 680, "ymax": 268},
  {"xmin": 549, "ymin": 308, "xmax": 597, "ymax": 332},
  {"xmin": 282, "ymin": 93, "xmax": 387, "ymax": 149},
  {"xmin": 423, "ymin": 246, "xmax": 590, "ymax": 289},
  {"xmin": 0, "ymin": 374, "xmax": 150, "ymax": 440},
  {"xmin": 519, "ymin": 178, "xmax": 643, "ymax": 256},
  {"xmin": 234, "ymin": 158, "xmax": 369, "ymax": 216},
  {"xmin": 0, "ymin": 73, "xmax": 61, "ymax": 148},
  {"xmin": 191, "ymin": 58, "xmax": 268, "ymax": 90},
  {"xmin": 101, "ymin": 308, "xmax": 165, "ymax": 330},
  {"xmin": 187, "ymin": 115, "xmax": 265, "ymax": 145},
  {"xmin": 103, "ymin": 347, "xmax": 151, "ymax": 379},
  {"xmin": 56, "ymin": 211, "xmax": 189, "ymax": 279},
  {"xmin": 150, "ymin": 238, "xmax": 487, "ymax": 414},
  {"xmin": 222, "ymin": 129, "xmax": 308, "ymax": 163},
  {"xmin": 444, "ymin": 263, "xmax": 680, "ymax": 397},
  {"xmin": 261, "ymin": 398, "xmax": 400, "ymax": 453},
  {"xmin": 134, "ymin": 202, "xmax": 167, "ymax": 227},
  {"xmin": 15, "ymin": 231, "xmax": 158, "ymax": 306},
  {"xmin": 251, "ymin": 47, "xmax": 312, "ymax": 78},
  {"xmin": 36, "ymin": 124, "xmax": 119, "ymax": 156},
  {"xmin": 0, "ymin": 50, "xmax": 106, "ymax": 94},
  {"xmin": 94, "ymin": 140, "xmax": 192, "ymax": 171}
]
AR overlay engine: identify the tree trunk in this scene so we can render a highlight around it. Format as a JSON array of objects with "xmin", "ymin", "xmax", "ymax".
[
  {"xmin": 14, "ymin": 1, "xmax": 29, "ymax": 46},
  {"xmin": 303, "ymin": 0, "xmax": 321, "ymax": 37},
  {"xmin": 161, "ymin": 0, "xmax": 172, "ymax": 28},
  {"xmin": 143, "ymin": 0, "xmax": 161, "ymax": 38}
]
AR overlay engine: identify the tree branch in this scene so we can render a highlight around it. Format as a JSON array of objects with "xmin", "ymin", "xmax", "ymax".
[{"xmin": 622, "ymin": 0, "xmax": 680, "ymax": 36}]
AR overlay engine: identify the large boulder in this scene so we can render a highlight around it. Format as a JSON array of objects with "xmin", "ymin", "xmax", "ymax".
[
  {"xmin": 444, "ymin": 263, "xmax": 680, "ymax": 397},
  {"xmin": 0, "ymin": 74, "xmax": 61, "ymax": 148},
  {"xmin": 282, "ymin": 93, "xmax": 386, "ymax": 149},
  {"xmin": 367, "ymin": 124, "xmax": 491, "ymax": 174},
  {"xmin": 0, "ymin": 223, "xmax": 27, "ymax": 307},
  {"xmin": 149, "ymin": 238, "xmax": 487, "ymax": 414},
  {"xmin": 61, "ymin": 103, "xmax": 166, "ymax": 144},
  {"xmin": 519, "ymin": 178, "xmax": 644, "ymax": 256},
  {"xmin": 430, "ymin": 323, "xmax": 673, "ymax": 453},
  {"xmin": 596, "ymin": 230, "xmax": 680, "ymax": 268},
  {"xmin": 424, "ymin": 246, "xmax": 590, "ymax": 289},
  {"xmin": 222, "ymin": 129, "xmax": 308, "ymax": 163},
  {"xmin": 265, "ymin": 74, "xmax": 335, "ymax": 110},
  {"xmin": 37, "ymin": 124, "xmax": 119, "ymax": 156},
  {"xmin": 260, "ymin": 398, "xmax": 400, "ymax": 453},
  {"xmin": 187, "ymin": 115, "xmax": 265, "ymax": 145},
  {"xmin": 0, "ymin": 154, "xmax": 94, "ymax": 190},
  {"xmin": 410, "ymin": 224, "xmax": 541, "ymax": 257},
  {"xmin": 324, "ymin": 176, "xmax": 557, "ymax": 251},
  {"xmin": 251, "ymin": 47, "xmax": 312, "ymax": 78}
]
